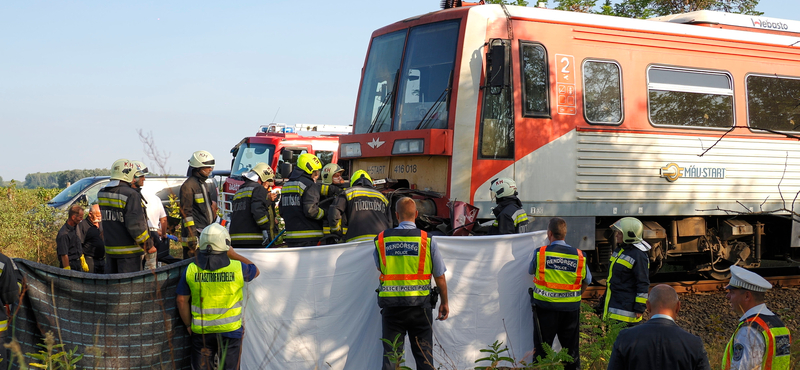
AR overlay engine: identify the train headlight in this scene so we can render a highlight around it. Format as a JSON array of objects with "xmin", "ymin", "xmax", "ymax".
[
  {"xmin": 340, "ymin": 143, "xmax": 362, "ymax": 158},
  {"xmin": 392, "ymin": 139, "xmax": 424, "ymax": 155}
]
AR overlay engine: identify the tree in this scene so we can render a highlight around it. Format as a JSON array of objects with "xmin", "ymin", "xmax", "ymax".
[{"xmin": 550, "ymin": 0, "xmax": 762, "ymax": 17}]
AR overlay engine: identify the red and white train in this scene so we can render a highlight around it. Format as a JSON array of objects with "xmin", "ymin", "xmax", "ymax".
[{"xmin": 338, "ymin": 4, "xmax": 800, "ymax": 278}]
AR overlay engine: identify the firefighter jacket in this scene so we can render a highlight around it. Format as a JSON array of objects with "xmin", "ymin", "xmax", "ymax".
[
  {"xmin": 329, "ymin": 180, "xmax": 392, "ymax": 243},
  {"xmin": 489, "ymin": 196, "xmax": 530, "ymax": 235},
  {"xmin": 531, "ymin": 243, "xmax": 586, "ymax": 311},
  {"xmin": 229, "ymin": 179, "xmax": 276, "ymax": 247},
  {"xmin": 374, "ymin": 228, "xmax": 432, "ymax": 308},
  {"xmin": 185, "ymin": 260, "xmax": 245, "ymax": 334},
  {"xmin": 602, "ymin": 244, "xmax": 650, "ymax": 323},
  {"xmin": 280, "ymin": 168, "xmax": 325, "ymax": 246},
  {"xmin": 320, "ymin": 184, "xmax": 345, "ymax": 237},
  {"xmin": 0, "ymin": 253, "xmax": 21, "ymax": 334},
  {"xmin": 180, "ymin": 172, "xmax": 215, "ymax": 246},
  {"xmin": 723, "ymin": 307, "xmax": 791, "ymax": 370},
  {"xmin": 99, "ymin": 181, "xmax": 150, "ymax": 258}
]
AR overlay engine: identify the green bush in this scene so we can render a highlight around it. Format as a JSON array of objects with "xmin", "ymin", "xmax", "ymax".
[{"xmin": 0, "ymin": 185, "xmax": 64, "ymax": 265}]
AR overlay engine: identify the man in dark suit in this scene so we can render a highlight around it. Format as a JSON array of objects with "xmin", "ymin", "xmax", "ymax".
[{"xmin": 607, "ymin": 284, "xmax": 710, "ymax": 370}]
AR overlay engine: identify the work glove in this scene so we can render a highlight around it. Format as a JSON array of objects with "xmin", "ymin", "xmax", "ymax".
[
  {"xmin": 64, "ymin": 266, "xmax": 71, "ymax": 270},
  {"xmin": 262, "ymin": 230, "xmax": 271, "ymax": 246},
  {"xmin": 80, "ymin": 255, "xmax": 89, "ymax": 272},
  {"xmin": 167, "ymin": 234, "xmax": 178, "ymax": 242}
]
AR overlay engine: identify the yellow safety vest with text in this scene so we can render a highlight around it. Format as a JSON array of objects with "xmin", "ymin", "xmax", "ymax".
[
  {"xmin": 186, "ymin": 261, "xmax": 245, "ymax": 334},
  {"xmin": 723, "ymin": 314, "xmax": 791, "ymax": 370},
  {"xmin": 532, "ymin": 245, "xmax": 585, "ymax": 310},
  {"xmin": 375, "ymin": 229, "xmax": 432, "ymax": 307}
]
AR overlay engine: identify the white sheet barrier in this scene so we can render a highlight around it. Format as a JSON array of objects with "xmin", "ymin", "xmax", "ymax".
[{"xmin": 239, "ymin": 231, "xmax": 547, "ymax": 370}]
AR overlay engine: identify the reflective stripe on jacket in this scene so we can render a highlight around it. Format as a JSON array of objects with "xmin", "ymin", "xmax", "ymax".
[
  {"xmin": 99, "ymin": 182, "xmax": 149, "ymax": 258},
  {"xmin": 603, "ymin": 245, "xmax": 649, "ymax": 323},
  {"xmin": 186, "ymin": 261, "xmax": 245, "ymax": 334},
  {"xmin": 329, "ymin": 186, "xmax": 392, "ymax": 243},
  {"xmin": 375, "ymin": 229, "xmax": 432, "ymax": 308},
  {"xmin": 532, "ymin": 244, "xmax": 585, "ymax": 311},
  {"xmin": 723, "ymin": 314, "xmax": 791, "ymax": 370},
  {"xmin": 180, "ymin": 174, "xmax": 215, "ymax": 246},
  {"xmin": 279, "ymin": 168, "xmax": 325, "ymax": 246},
  {"xmin": 489, "ymin": 197, "xmax": 530, "ymax": 235},
  {"xmin": 229, "ymin": 179, "xmax": 276, "ymax": 246}
]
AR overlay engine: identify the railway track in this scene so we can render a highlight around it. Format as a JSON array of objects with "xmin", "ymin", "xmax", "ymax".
[{"xmin": 582, "ymin": 275, "xmax": 800, "ymax": 299}]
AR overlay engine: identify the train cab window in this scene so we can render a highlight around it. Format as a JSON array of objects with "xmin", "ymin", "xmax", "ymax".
[
  {"xmin": 747, "ymin": 75, "xmax": 800, "ymax": 132},
  {"xmin": 316, "ymin": 151, "xmax": 334, "ymax": 167},
  {"xmin": 520, "ymin": 42, "xmax": 549, "ymax": 117},
  {"xmin": 353, "ymin": 30, "xmax": 407, "ymax": 135},
  {"xmin": 480, "ymin": 39, "xmax": 514, "ymax": 159},
  {"xmin": 583, "ymin": 60, "xmax": 623, "ymax": 124},
  {"xmin": 647, "ymin": 67, "xmax": 734, "ymax": 128}
]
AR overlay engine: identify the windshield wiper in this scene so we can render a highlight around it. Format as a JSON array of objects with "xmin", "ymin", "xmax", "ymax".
[
  {"xmin": 367, "ymin": 69, "xmax": 400, "ymax": 134},
  {"xmin": 415, "ymin": 71, "xmax": 453, "ymax": 130}
]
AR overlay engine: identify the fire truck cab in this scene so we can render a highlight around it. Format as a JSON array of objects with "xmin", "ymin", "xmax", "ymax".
[{"xmin": 220, "ymin": 123, "xmax": 351, "ymax": 219}]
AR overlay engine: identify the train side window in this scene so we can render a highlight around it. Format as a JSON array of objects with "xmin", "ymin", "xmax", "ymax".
[
  {"xmin": 647, "ymin": 66, "xmax": 733, "ymax": 128},
  {"xmin": 479, "ymin": 39, "xmax": 514, "ymax": 159},
  {"xmin": 520, "ymin": 42, "xmax": 550, "ymax": 117},
  {"xmin": 583, "ymin": 60, "xmax": 623, "ymax": 124},
  {"xmin": 747, "ymin": 74, "xmax": 800, "ymax": 132}
]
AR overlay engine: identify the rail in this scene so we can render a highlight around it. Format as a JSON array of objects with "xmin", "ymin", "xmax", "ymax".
[{"xmin": 582, "ymin": 275, "xmax": 800, "ymax": 299}]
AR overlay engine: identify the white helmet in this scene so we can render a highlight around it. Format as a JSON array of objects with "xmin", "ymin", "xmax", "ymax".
[
  {"xmin": 110, "ymin": 159, "xmax": 136, "ymax": 183},
  {"xmin": 250, "ymin": 162, "xmax": 275, "ymax": 183},
  {"xmin": 198, "ymin": 223, "xmax": 231, "ymax": 253},
  {"xmin": 188, "ymin": 150, "xmax": 215, "ymax": 168},
  {"xmin": 132, "ymin": 160, "xmax": 149, "ymax": 178},
  {"xmin": 489, "ymin": 178, "xmax": 517, "ymax": 200},
  {"xmin": 321, "ymin": 163, "xmax": 345, "ymax": 185}
]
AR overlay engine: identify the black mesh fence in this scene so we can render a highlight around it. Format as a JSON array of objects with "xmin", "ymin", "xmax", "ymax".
[{"xmin": 7, "ymin": 258, "xmax": 192, "ymax": 369}]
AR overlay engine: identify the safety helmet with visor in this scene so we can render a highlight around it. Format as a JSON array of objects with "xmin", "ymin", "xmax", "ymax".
[
  {"xmin": 250, "ymin": 162, "xmax": 275, "ymax": 183},
  {"xmin": 132, "ymin": 160, "xmax": 149, "ymax": 179},
  {"xmin": 321, "ymin": 163, "xmax": 345, "ymax": 185},
  {"xmin": 350, "ymin": 169, "xmax": 373, "ymax": 187},
  {"xmin": 489, "ymin": 178, "xmax": 517, "ymax": 201},
  {"xmin": 110, "ymin": 159, "xmax": 137, "ymax": 183},
  {"xmin": 297, "ymin": 153, "xmax": 322, "ymax": 175},
  {"xmin": 189, "ymin": 150, "xmax": 216, "ymax": 168},
  {"xmin": 198, "ymin": 223, "xmax": 231, "ymax": 254},
  {"xmin": 611, "ymin": 217, "xmax": 644, "ymax": 244}
]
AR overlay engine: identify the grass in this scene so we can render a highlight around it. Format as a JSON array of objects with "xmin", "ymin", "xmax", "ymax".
[{"xmin": 0, "ymin": 185, "xmax": 64, "ymax": 265}]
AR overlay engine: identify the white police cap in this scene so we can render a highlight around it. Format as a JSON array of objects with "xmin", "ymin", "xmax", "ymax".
[{"xmin": 726, "ymin": 265, "xmax": 772, "ymax": 292}]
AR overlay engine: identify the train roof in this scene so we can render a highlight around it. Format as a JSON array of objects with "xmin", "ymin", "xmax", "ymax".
[{"xmin": 389, "ymin": 5, "xmax": 800, "ymax": 49}]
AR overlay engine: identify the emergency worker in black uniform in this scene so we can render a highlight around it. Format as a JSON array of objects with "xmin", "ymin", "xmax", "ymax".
[
  {"xmin": 0, "ymin": 251, "xmax": 21, "ymax": 364},
  {"xmin": 98, "ymin": 159, "xmax": 154, "ymax": 273},
  {"xmin": 488, "ymin": 178, "xmax": 530, "ymax": 235},
  {"xmin": 229, "ymin": 162, "xmax": 278, "ymax": 247},
  {"xmin": 320, "ymin": 163, "xmax": 347, "ymax": 241},
  {"xmin": 280, "ymin": 153, "xmax": 325, "ymax": 247},
  {"xmin": 329, "ymin": 170, "xmax": 392, "ymax": 243},
  {"xmin": 77, "ymin": 204, "xmax": 104, "ymax": 273},
  {"xmin": 180, "ymin": 150, "xmax": 217, "ymax": 258},
  {"xmin": 602, "ymin": 217, "xmax": 650, "ymax": 325}
]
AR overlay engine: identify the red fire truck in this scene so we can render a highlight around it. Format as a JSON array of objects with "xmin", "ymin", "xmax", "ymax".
[{"xmin": 220, "ymin": 123, "xmax": 350, "ymax": 219}]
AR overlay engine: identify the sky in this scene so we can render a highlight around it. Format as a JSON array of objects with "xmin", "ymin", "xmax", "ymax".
[{"xmin": 1, "ymin": 0, "xmax": 798, "ymax": 181}]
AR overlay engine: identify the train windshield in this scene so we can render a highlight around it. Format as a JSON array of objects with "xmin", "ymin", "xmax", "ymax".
[
  {"xmin": 231, "ymin": 143, "xmax": 275, "ymax": 176},
  {"xmin": 354, "ymin": 20, "xmax": 460, "ymax": 134}
]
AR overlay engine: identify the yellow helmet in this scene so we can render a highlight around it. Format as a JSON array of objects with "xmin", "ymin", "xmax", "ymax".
[
  {"xmin": 611, "ymin": 217, "xmax": 644, "ymax": 244},
  {"xmin": 321, "ymin": 163, "xmax": 345, "ymax": 185},
  {"xmin": 188, "ymin": 150, "xmax": 215, "ymax": 168},
  {"xmin": 350, "ymin": 169, "xmax": 373, "ymax": 187},
  {"xmin": 110, "ymin": 159, "xmax": 136, "ymax": 183},
  {"xmin": 132, "ymin": 160, "xmax": 149, "ymax": 178},
  {"xmin": 198, "ymin": 223, "xmax": 231, "ymax": 253},
  {"xmin": 251, "ymin": 162, "xmax": 275, "ymax": 183},
  {"xmin": 297, "ymin": 153, "xmax": 322, "ymax": 175}
]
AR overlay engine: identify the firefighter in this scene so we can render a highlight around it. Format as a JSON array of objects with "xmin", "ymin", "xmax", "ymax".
[
  {"xmin": 229, "ymin": 162, "xmax": 278, "ymax": 248},
  {"xmin": 280, "ymin": 153, "xmax": 325, "ymax": 247},
  {"xmin": 529, "ymin": 217, "xmax": 590, "ymax": 370},
  {"xmin": 98, "ymin": 159, "xmax": 155, "ymax": 273},
  {"xmin": 0, "ymin": 251, "xmax": 21, "ymax": 363},
  {"xmin": 176, "ymin": 223, "xmax": 260, "ymax": 370},
  {"xmin": 131, "ymin": 160, "xmax": 158, "ymax": 270},
  {"xmin": 723, "ymin": 266, "xmax": 790, "ymax": 370},
  {"xmin": 488, "ymin": 178, "xmax": 530, "ymax": 235},
  {"xmin": 319, "ymin": 163, "xmax": 346, "ymax": 241},
  {"xmin": 602, "ymin": 217, "xmax": 650, "ymax": 325},
  {"xmin": 329, "ymin": 170, "xmax": 392, "ymax": 243},
  {"xmin": 180, "ymin": 150, "xmax": 217, "ymax": 258}
]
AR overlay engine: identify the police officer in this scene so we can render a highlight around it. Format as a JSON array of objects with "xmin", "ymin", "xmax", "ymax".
[
  {"xmin": 723, "ymin": 266, "xmax": 790, "ymax": 370},
  {"xmin": 488, "ymin": 178, "xmax": 530, "ymax": 235},
  {"xmin": 529, "ymin": 217, "xmax": 590, "ymax": 370},
  {"xmin": 98, "ymin": 159, "xmax": 155, "ymax": 273},
  {"xmin": 0, "ymin": 251, "xmax": 21, "ymax": 363},
  {"xmin": 374, "ymin": 197, "xmax": 448, "ymax": 370},
  {"xmin": 229, "ymin": 163, "xmax": 278, "ymax": 248},
  {"xmin": 329, "ymin": 170, "xmax": 392, "ymax": 243},
  {"xmin": 176, "ymin": 223, "xmax": 260, "ymax": 370},
  {"xmin": 602, "ymin": 217, "xmax": 650, "ymax": 325},
  {"xmin": 280, "ymin": 153, "xmax": 325, "ymax": 247},
  {"xmin": 180, "ymin": 150, "xmax": 217, "ymax": 257}
]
